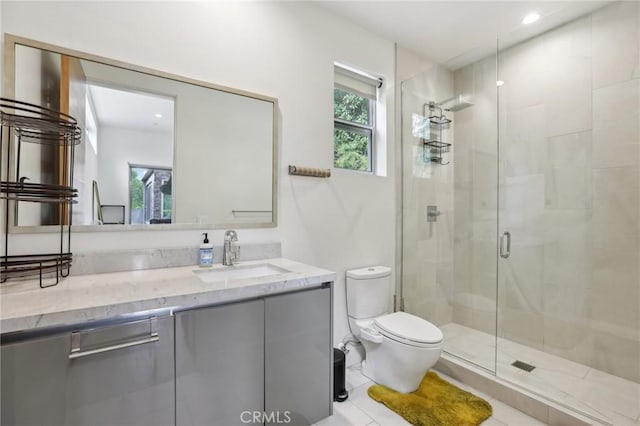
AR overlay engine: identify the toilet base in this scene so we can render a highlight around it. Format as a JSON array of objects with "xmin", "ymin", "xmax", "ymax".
[{"xmin": 360, "ymin": 338, "xmax": 443, "ymax": 393}]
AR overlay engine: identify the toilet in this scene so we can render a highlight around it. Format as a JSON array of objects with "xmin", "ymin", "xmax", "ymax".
[{"xmin": 346, "ymin": 266, "xmax": 443, "ymax": 393}]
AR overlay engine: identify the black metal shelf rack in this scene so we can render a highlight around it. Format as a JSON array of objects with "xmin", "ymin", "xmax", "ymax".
[
  {"xmin": 1, "ymin": 98, "xmax": 81, "ymax": 288},
  {"xmin": 421, "ymin": 103, "xmax": 452, "ymax": 165}
]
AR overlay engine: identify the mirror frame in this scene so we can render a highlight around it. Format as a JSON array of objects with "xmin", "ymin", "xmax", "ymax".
[{"xmin": 2, "ymin": 34, "xmax": 278, "ymax": 233}]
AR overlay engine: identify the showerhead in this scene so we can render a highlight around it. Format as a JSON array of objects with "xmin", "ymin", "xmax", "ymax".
[
  {"xmin": 446, "ymin": 98, "xmax": 474, "ymax": 111},
  {"xmin": 439, "ymin": 95, "xmax": 474, "ymax": 112}
]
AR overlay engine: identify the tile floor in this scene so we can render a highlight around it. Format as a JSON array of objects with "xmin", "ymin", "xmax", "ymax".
[
  {"xmin": 315, "ymin": 362, "xmax": 548, "ymax": 426},
  {"xmin": 441, "ymin": 323, "xmax": 640, "ymax": 426}
]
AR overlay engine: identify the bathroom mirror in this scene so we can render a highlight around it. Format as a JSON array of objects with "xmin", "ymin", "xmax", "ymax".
[{"xmin": 3, "ymin": 34, "xmax": 277, "ymax": 232}]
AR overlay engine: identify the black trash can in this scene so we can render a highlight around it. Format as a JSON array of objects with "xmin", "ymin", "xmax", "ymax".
[{"xmin": 333, "ymin": 348, "xmax": 348, "ymax": 402}]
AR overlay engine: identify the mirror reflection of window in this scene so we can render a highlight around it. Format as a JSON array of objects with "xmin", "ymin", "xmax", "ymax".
[
  {"xmin": 130, "ymin": 166, "xmax": 172, "ymax": 225},
  {"xmin": 160, "ymin": 178, "xmax": 172, "ymax": 220}
]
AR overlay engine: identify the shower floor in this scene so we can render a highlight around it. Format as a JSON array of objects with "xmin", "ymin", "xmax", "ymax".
[{"xmin": 441, "ymin": 323, "xmax": 640, "ymax": 426}]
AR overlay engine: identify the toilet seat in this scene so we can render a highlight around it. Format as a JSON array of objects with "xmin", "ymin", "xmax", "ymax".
[{"xmin": 373, "ymin": 312, "xmax": 443, "ymax": 348}]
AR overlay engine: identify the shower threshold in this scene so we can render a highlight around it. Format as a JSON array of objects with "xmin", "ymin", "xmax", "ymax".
[{"xmin": 434, "ymin": 323, "xmax": 640, "ymax": 426}]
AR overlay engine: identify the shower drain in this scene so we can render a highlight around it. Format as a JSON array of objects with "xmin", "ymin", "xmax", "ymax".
[{"xmin": 511, "ymin": 360, "xmax": 536, "ymax": 372}]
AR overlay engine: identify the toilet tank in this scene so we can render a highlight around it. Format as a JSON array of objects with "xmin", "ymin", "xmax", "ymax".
[{"xmin": 346, "ymin": 266, "xmax": 392, "ymax": 319}]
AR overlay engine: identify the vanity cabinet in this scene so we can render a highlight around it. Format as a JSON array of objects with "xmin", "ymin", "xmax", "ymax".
[
  {"xmin": 265, "ymin": 286, "xmax": 332, "ymax": 426},
  {"xmin": 1, "ymin": 283, "xmax": 332, "ymax": 426},
  {"xmin": 175, "ymin": 284, "xmax": 332, "ymax": 426},
  {"xmin": 1, "ymin": 315, "xmax": 175, "ymax": 426},
  {"xmin": 175, "ymin": 299, "xmax": 265, "ymax": 426}
]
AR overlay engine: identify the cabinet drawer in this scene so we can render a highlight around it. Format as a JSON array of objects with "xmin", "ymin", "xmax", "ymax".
[{"xmin": 1, "ymin": 316, "xmax": 175, "ymax": 426}]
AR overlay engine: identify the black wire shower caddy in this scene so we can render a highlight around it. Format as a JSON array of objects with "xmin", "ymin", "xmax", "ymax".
[
  {"xmin": 1, "ymin": 98, "xmax": 81, "ymax": 288},
  {"xmin": 421, "ymin": 102, "xmax": 452, "ymax": 165}
]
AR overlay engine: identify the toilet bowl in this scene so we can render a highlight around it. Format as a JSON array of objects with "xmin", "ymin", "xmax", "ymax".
[
  {"xmin": 346, "ymin": 266, "xmax": 443, "ymax": 393},
  {"xmin": 352, "ymin": 312, "xmax": 443, "ymax": 393}
]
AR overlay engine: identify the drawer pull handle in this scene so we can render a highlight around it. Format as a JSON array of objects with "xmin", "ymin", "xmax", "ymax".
[{"xmin": 69, "ymin": 317, "xmax": 158, "ymax": 360}]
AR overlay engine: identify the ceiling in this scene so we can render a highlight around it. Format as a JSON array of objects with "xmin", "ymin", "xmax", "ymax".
[
  {"xmin": 320, "ymin": 1, "xmax": 612, "ymax": 70},
  {"xmin": 88, "ymin": 84, "xmax": 174, "ymax": 134}
]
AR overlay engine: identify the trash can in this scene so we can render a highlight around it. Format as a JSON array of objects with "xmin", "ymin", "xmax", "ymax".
[{"xmin": 333, "ymin": 348, "xmax": 348, "ymax": 402}]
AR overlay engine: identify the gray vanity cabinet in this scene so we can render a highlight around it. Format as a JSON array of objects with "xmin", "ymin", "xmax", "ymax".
[
  {"xmin": 2, "ymin": 283, "xmax": 332, "ymax": 426},
  {"xmin": 265, "ymin": 285, "xmax": 332, "ymax": 426},
  {"xmin": 175, "ymin": 285, "xmax": 332, "ymax": 426},
  {"xmin": 1, "ymin": 315, "xmax": 175, "ymax": 426},
  {"xmin": 175, "ymin": 299, "xmax": 265, "ymax": 426}
]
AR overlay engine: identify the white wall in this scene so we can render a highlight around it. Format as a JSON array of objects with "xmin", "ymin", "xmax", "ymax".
[
  {"xmin": 1, "ymin": 1, "xmax": 397, "ymax": 352},
  {"xmin": 97, "ymin": 126, "xmax": 173, "ymax": 223}
]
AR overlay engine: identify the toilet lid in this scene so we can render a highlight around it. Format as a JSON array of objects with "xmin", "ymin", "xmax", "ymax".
[{"xmin": 374, "ymin": 312, "xmax": 443, "ymax": 344}]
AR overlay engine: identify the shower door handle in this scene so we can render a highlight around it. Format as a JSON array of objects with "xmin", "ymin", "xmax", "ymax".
[{"xmin": 500, "ymin": 232, "xmax": 511, "ymax": 258}]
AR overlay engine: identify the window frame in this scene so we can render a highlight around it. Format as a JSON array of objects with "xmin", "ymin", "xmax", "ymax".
[
  {"xmin": 333, "ymin": 87, "xmax": 377, "ymax": 173},
  {"xmin": 160, "ymin": 178, "xmax": 172, "ymax": 219}
]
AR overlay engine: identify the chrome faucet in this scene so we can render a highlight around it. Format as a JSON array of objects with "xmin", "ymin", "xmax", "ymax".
[{"xmin": 222, "ymin": 230, "xmax": 239, "ymax": 266}]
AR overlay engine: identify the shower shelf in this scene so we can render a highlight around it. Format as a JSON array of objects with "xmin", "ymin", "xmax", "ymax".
[
  {"xmin": 1, "ymin": 97, "xmax": 81, "ymax": 288},
  {"xmin": 424, "ymin": 140, "xmax": 451, "ymax": 153},
  {"xmin": 423, "ymin": 140, "xmax": 451, "ymax": 164},
  {"xmin": 422, "ymin": 100, "xmax": 455, "ymax": 165},
  {"xmin": 429, "ymin": 115, "xmax": 451, "ymax": 130},
  {"xmin": 1, "ymin": 253, "xmax": 73, "ymax": 284},
  {"xmin": 0, "ymin": 181, "xmax": 78, "ymax": 203}
]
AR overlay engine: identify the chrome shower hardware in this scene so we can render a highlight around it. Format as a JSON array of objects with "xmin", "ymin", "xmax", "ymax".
[
  {"xmin": 500, "ymin": 231, "xmax": 511, "ymax": 258},
  {"xmin": 427, "ymin": 205, "xmax": 441, "ymax": 222}
]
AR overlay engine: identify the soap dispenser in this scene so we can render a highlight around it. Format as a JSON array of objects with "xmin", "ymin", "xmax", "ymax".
[{"xmin": 199, "ymin": 232, "xmax": 214, "ymax": 267}]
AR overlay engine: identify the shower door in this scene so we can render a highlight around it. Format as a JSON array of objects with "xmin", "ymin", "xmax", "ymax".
[
  {"xmin": 400, "ymin": 58, "xmax": 499, "ymax": 374},
  {"xmin": 495, "ymin": 5, "xmax": 640, "ymax": 423},
  {"xmin": 402, "ymin": 3, "xmax": 640, "ymax": 424}
]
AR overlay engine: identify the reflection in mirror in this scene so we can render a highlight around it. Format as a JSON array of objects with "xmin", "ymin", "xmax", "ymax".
[
  {"xmin": 6, "ymin": 36, "xmax": 277, "ymax": 230},
  {"xmin": 129, "ymin": 166, "xmax": 173, "ymax": 225},
  {"xmin": 82, "ymin": 84, "xmax": 174, "ymax": 226}
]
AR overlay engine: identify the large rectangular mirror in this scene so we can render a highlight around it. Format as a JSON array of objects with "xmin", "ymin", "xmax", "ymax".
[{"xmin": 3, "ymin": 34, "xmax": 277, "ymax": 231}]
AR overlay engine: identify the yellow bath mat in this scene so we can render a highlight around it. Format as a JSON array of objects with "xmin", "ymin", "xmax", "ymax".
[{"xmin": 368, "ymin": 371, "xmax": 492, "ymax": 426}]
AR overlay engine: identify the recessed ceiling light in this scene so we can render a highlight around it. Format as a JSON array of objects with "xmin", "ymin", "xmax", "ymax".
[
  {"xmin": 522, "ymin": 12, "xmax": 540, "ymax": 25},
  {"xmin": 154, "ymin": 113, "xmax": 163, "ymax": 119}
]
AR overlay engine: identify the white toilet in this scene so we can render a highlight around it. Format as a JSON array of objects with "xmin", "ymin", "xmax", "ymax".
[{"xmin": 346, "ymin": 266, "xmax": 443, "ymax": 393}]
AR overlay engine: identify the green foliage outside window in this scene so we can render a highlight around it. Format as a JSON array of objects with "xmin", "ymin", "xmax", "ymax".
[
  {"xmin": 334, "ymin": 89, "xmax": 369, "ymax": 124},
  {"xmin": 334, "ymin": 88, "xmax": 372, "ymax": 172},
  {"xmin": 334, "ymin": 128, "xmax": 370, "ymax": 171}
]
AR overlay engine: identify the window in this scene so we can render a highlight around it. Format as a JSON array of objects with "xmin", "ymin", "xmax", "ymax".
[
  {"xmin": 160, "ymin": 178, "xmax": 172, "ymax": 219},
  {"xmin": 143, "ymin": 179, "xmax": 153, "ymax": 223},
  {"xmin": 129, "ymin": 166, "xmax": 172, "ymax": 224},
  {"xmin": 333, "ymin": 63, "xmax": 382, "ymax": 172}
]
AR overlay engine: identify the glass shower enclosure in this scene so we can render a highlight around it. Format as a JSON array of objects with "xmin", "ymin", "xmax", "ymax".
[{"xmin": 400, "ymin": 2, "xmax": 639, "ymax": 424}]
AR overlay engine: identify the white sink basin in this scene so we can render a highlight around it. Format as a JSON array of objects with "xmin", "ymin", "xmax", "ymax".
[{"xmin": 194, "ymin": 263, "xmax": 290, "ymax": 283}]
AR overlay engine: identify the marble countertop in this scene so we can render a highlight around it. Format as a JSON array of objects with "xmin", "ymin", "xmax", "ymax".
[{"xmin": 0, "ymin": 258, "xmax": 335, "ymax": 334}]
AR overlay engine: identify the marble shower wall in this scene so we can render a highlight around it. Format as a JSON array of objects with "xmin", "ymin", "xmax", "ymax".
[
  {"xmin": 401, "ymin": 64, "xmax": 455, "ymax": 328},
  {"xmin": 453, "ymin": 2, "xmax": 640, "ymax": 383},
  {"xmin": 451, "ymin": 54, "xmax": 499, "ymax": 342}
]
